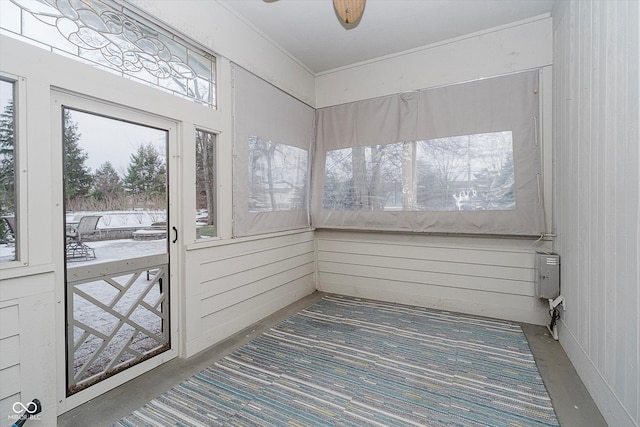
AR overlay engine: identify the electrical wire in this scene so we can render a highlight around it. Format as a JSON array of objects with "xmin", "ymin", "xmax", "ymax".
[{"xmin": 549, "ymin": 307, "xmax": 561, "ymax": 331}]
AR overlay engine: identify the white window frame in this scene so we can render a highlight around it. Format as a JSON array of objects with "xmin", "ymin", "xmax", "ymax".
[
  {"xmin": 0, "ymin": 72, "xmax": 28, "ymax": 269},
  {"xmin": 195, "ymin": 126, "xmax": 219, "ymax": 241}
]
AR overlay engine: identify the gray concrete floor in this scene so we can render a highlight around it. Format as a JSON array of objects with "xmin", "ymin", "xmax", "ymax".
[{"xmin": 58, "ymin": 292, "xmax": 607, "ymax": 426}]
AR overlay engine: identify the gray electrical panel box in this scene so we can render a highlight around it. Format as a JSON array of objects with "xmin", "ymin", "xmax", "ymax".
[{"xmin": 535, "ymin": 253, "xmax": 560, "ymax": 299}]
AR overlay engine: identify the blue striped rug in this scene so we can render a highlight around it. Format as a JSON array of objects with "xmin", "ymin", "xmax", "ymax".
[{"xmin": 114, "ymin": 295, "xmax": 559, "ymax": 426}]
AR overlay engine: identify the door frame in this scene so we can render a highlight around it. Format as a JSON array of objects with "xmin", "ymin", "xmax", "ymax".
[{"xmin": 52, "ymin": 90, "xmax": 181, "ymax": 413}]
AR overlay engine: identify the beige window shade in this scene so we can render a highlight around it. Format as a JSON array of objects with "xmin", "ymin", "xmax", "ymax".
[
  {"xmin": 312, "ymin": 70, "xmax": 545, "ymax": 236},
  {"xmin": 232, "ymin": 65, "xmax": 315, "ymax": 237}
]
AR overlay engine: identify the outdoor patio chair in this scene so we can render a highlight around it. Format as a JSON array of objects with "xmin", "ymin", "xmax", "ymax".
[
  {"xmin": 1, "ymin": 215, "xmax": 16, "ymax": 244},
  {"xmin": 66, "ymin": 215, "xmax": 101, "ymax": 260}
]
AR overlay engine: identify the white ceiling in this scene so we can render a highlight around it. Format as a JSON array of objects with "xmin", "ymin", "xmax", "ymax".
[{"xmin": 218, "ymin": 0, "xmax": 555, "ymax": 74}]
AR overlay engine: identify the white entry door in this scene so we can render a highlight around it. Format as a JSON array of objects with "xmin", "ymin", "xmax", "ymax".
[{"xmin": 53, "ymin": 91, "xmax": 179, "ymax": 404}]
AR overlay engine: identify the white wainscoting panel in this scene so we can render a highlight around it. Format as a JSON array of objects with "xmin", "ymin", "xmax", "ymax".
[
  {"xmin": 316, "ymin": 230, "xmax": 550, "ymax": 325},
  {"xmin": 0, "ymin": 302, "xmax": 20, "ymax": 413},
  {"xmin": 184, "ymin": 231, "xmax": 316, "ymax": 356}
]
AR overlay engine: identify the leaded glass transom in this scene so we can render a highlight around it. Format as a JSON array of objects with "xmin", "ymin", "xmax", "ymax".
[{"xmin": 1, "ymin": 0, "xmax": 216, "ymax": 107}]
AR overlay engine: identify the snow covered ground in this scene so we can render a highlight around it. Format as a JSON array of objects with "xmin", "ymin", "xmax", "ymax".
[
  {"xmin": 3, "ymin": 211, "xmax": 176, "ymax": 386},
  {"xmin": 0, "ymin": 243, "xmax": 14, "ymax": 263},
  {"xmin": 68, "ymin": 238, "xmax": 168, "ymax": 385},
  {"xmin": 1, "ymin": 210, "xmax": 169, "ymax": 262},
  {"xmin": 67, "ymin": 210, "xmax": 167, "ymax": 229},
  {"xmin": 68, "ymin": 238, "xmax": 166, "ymax": 265}
]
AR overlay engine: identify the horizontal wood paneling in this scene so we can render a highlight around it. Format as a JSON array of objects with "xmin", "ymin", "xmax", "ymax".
[
  {"xmin": 0, "ymin": 335, "xmax": 19, "ymax": 371},
  {"xmin": 201, "ymin": 276, "xmax": 313, "ymax": 332},
  {"xmin": 0, "ymin": 303, "xmax": 20, "ymax": 401},
  {"xmin": 184, "ymin": 231, "xmax": 316, "ymax": 356},
  {"xmin": 317, "ymin": 239, "xmax": 534, "ymax": 268},
  {"xmin": 0, "ymin": 304, "xmax": 19, "ymax": 339},
  {"xmin": 320, "ymin": 273, "xmax": 538, "ymax": 306},
  {"xmin": 318, "ymin": 251, "xmax": 535, "ymax": 283},
  {"xmin": 318, "ymin": 263, "xmax": 534, "ymax": 296},
  {"xmin": 554, "ymin": 0, "xmax": 639, "ymax": 425},
  {"xmin": 201, "ymin": 252, "xmax": 314, "ymax": 300},
  {"xmin": 0, "ymin": 394, "xmax": 20, "ymax": 425},
  {"xmin": 201, "ymin": 263, "xmax": 314, "ymax": 313},
  {"xmin": 200, "ymin": 242, "xmax": 314, "ymax": 289},
  {"xmin": 0, "ymin": 364, "xmax": 20, "ymax": 400},
  {"xmin": 316, "ymin": 231, "xmax": 548, "ymax": 325},
  {"xmin": 189, "ymin": 278, "xmax": 315, "ymax": 356}
]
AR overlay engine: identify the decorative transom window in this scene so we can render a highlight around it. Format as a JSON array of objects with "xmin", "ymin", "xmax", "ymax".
[{"xmin": 1, "ymin": 0, "xmax": 216, "ymax": 107}]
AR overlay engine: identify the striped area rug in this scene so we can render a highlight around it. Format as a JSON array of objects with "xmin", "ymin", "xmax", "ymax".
[{"xmin": 114, "ymin": 295, "xmax": 559, "ymax": 426}]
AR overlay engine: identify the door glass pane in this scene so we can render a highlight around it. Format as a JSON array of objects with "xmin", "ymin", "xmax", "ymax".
[
  {"xmin": 64, "ymin": 108, "xmax": 170, "ymax": 393},
  {"xmin": 64, "ymin": 108, "xmax": 168, "ymax": 263},
  {"xmin": 0, "ymin": 79, "xmax": 16, "ymax": 263}
]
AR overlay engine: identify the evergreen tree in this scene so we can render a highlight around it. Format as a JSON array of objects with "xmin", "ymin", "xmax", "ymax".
[
  {"xmin": 92, "ymin": 161, "xmax": 123, "ymax": 201},
  {"xmin": 0, "ymin": 100, "xmax": 15, "ymax": 217},
  {"xmin": 124, "ymin": 143, "xmax": 166, "ymax": 196},
  {"xmin": 63, "ymin": 110, "xmax": 92, "ymax": 200}
]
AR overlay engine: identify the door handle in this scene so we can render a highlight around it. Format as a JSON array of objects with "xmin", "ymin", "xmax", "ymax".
[{"xmin": 172, "ymin": 226, "xmax": 178, "ymax": 243}]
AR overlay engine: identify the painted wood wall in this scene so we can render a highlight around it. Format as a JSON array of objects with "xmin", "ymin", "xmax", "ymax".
[
  {"xmin": 313, "ymin": 16, "xmax": 555, "ymax": 327},
  {"xmin": 315, "ymin": 15, "xmax": 552, "ymax": 108},
  {"xmin": 316, "ymin": 231, "xmax": 550, "ymax": 325},
  {"xmin": 0, "ymin": 302, "xmax": 19, "ymax": 419},
  {"xmin": 553, "ymin": 1, "xmax": 640, "ymax": 426},
  {"xmin": 183, "ymin": 231, "xmax": 316, "ymax": 357},
  {"xmin": 0, "ymin": 0, "xmax": 317, "ymax": 418}
]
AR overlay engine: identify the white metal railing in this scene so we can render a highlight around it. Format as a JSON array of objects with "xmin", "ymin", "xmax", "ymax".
[{"xmin": 66, "ymin": 254, "xmax": 169, "ymax": 393}]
